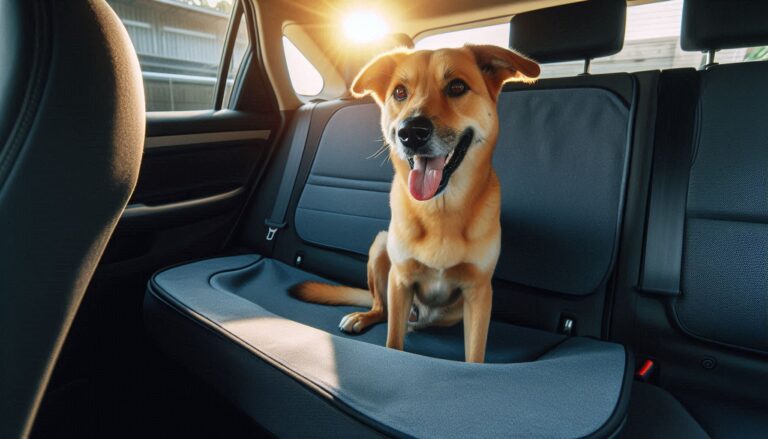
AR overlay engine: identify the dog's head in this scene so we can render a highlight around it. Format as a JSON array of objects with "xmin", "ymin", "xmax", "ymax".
[{"xmin": 351, "ymin": 45, "xmax": 539, "ymax": 201}]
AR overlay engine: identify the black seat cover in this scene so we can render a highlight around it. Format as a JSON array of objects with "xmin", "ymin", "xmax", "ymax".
[
  {"xmin": 147, "ymin": 255, "xmax": 631, "ymax": 438},
  {"xmin": 0, "ymin": 1, "xmax": 144, "ymax": 437}
]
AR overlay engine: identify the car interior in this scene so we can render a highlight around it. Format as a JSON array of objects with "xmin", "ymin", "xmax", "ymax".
[{"xmin": 2, "ymin": 0, "xmax": 767, "ymax": 438}]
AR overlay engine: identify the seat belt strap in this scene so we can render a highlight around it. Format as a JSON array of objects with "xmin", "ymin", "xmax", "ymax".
[
  {"xmin": 639, "ymin": 69, "xmax": 699, "ymax": 295},
  {"xmin": 265, "ymin": 102, "xmax": 318, "ymax": 242}
]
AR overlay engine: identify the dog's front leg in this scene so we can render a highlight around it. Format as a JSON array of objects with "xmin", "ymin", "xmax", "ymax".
[
  {"xmin": 385, "ymin": 267, "xmax": 412, "ymax": 351},
  {"xmin": 463, "ymin": 282, "xmax": 493, "ymax": 363}
]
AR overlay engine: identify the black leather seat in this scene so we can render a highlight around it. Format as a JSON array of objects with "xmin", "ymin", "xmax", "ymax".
[{"xmin": 0, "ymin": 1, "xmax": 144, "ymax": 437}]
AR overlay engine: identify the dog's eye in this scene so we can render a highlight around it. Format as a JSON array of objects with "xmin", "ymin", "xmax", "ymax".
[
  {"xmin": 393, "ymin": 85, "xmax": 408, "ymax": 101},
  {"xmin": 446, "ymin": 79, "xmax": 469, "ymax": 97}
]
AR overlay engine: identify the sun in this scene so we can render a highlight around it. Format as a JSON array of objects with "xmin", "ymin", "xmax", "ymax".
[{"xmin": 342, "ymin": 10, "xmax": 389, "ymax": 43}]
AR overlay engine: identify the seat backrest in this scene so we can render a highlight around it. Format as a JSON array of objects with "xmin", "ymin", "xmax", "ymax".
[
  {"xmin": 0, "ymin": 1, "xmax": 144, "ymax": 437},
  {"xmin": 494, "ymin": 76, "xmax": 634, "ymax": 296},
  {"xmin": 494, "ymin": 0, "xmax": 639, "ymax": 334},
  {"xmin": 294, "ymin": 102, "xmax": 391, "ymax": 255},
  {"xmin": 501, "ymin": 0, "xmax": 631, "ymax": 297},
  {"xmin": 673, "ymin": 0, "xmax": 768, "ymax": 352}
]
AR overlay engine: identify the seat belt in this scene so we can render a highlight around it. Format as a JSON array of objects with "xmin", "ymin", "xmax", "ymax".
[
  {"xmin": 638, "ymin": 69, "xmax": 699, "ymax": 295},
  {"xmin": 264, "ymin": 102, "xmax": 318, "ymax": 243}
]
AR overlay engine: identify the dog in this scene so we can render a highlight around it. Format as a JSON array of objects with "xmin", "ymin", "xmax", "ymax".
[{"xmin": 290, "ymin": 45, "xmax": 539, "ymax": 363}]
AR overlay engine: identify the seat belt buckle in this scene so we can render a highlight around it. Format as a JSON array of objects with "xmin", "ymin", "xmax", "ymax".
[{"xmin": 264, "ymin": 220, "xmax": 287, "ymax": 241}]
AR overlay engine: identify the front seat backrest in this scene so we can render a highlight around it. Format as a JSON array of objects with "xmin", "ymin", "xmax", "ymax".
[{"xmin": 0, "ymin": 1, "xmax": 144, "ymax": 437}]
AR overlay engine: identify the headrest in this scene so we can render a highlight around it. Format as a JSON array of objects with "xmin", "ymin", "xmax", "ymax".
[
  {"xmin": 681, "ymin": 0, "xmax": 768, "ymax": 51},
  {"xmin": 509, "ymin": 0, "xmax": 626, "ymax": 64}
]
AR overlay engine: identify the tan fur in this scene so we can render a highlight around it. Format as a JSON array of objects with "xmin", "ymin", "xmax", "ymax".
[
  {"xmin": 289, "ymin": 282, "xmax": 373, "ymax": 307},
  {"xmin": 291, "ymin": 45, "xmax": 539, "ymax": 362}
]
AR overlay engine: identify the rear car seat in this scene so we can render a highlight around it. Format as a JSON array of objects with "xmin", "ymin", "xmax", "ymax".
[
  {"xmin": 615, "ymin": 1, "xmax": 768, "ymax": 437},
  {"xmin": 145, "ymin": 1, "xmax": 645, "ymax": 437},
  {"xmin": 675, "ymin": 0, "xmax": 768, "ymax": 356}
]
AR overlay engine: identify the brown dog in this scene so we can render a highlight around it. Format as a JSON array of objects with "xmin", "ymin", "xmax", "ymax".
[{"xmin": 290, "ymin": 45, "xmax": 539, "ymax": 362}]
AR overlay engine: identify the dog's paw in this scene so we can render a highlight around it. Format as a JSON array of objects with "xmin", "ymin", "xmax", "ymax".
[{"xmin": 339, "ymin": 312, "xmax": 365, "ymax": 333}]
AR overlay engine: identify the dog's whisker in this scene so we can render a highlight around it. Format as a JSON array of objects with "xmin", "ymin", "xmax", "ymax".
[{"xmin": 367, "ymin": 142, "xmax": 390, "ymax": 160}]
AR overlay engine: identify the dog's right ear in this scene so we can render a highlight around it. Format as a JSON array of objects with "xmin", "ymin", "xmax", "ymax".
[{"xmin": 350, "ymin": 51, "xmax": 404, "ymax": 103}]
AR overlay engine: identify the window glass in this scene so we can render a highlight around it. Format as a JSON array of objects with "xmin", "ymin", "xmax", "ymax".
[
  {"xmin": 107, "ymin": 0, "xmax": 248, "ymax": 111},
  {"xmin": 282, "ymin": 36, "xmax": 324, "ymax": 96},
  {"xmin": 415, "ymin": 0, "xmax": 767, "ymax": 79}
]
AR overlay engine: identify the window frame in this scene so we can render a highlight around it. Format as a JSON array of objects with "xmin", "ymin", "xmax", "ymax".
[{"xmin": 213, "ymin": 0, "xmax": 252, "ymax": 111}]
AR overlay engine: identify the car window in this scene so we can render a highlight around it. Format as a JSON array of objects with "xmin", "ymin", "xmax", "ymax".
[
  {"xmin": 282, "ymin": 36, "xmax": 324, "ymax": 96},
  {"xmin": 107, "ymin": 0, "xmax": 249, "ymax": 111},
  {"xmin": 415, "ymin": 0, "xmax": 768, "ymax": 78}
]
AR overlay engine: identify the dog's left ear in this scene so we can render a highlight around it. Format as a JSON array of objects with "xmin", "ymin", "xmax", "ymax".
[{"xmin": 466, "ymin": 45, "xmax": 540, "ymax": 99}]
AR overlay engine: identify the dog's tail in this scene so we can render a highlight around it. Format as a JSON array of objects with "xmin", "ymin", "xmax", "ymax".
[{"xmin": 289, "ymin": 281, "xmax": 373, "ymax": 307}]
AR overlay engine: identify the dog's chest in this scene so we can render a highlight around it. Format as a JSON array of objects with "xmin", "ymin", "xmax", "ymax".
[
  {"xmin": 404, "ymin": 260, "xmax": 480, "ymax": 306},
  {"xmin": 411, "ymin": 270, "xmax": 462, "ymax": 307}
]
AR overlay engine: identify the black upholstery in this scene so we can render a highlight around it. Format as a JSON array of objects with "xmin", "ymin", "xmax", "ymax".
[
  {"xmin": 675, "ymin": 61, "xmax": 768, "ymax": 352},
  {"xmin": 295, "ymin": 103, "xmax": 390, "ymax": 255},
  {"xmin": 495, "ymin": 80, "xmax": 633, "ymax": 295},
  {"xmin": 681, "ymin": 0, "xmax": 768, "ymax": 52},
  {"xmin": 672, "ymin": 0, "xmax": 768, "ymax": 352},
  {"xmin": 0, "ymin": 2, "xmax": 34, "ymax": 151},
  {"xmin": 620, "ymin": 383, "xmax": 709, "ymax": 439},
  {"xmin": 638, "ymin": 68, "xmax": 700, "ymax": 296},
  {"xmin": 676, "ymin": 390, "xmax": 768, "ymax": 439},
  {"xmin": 619, "ymin": 4, "xmax": 768, "ymax": 434},
  {"xmin": 509, "ymin": 0, "xmax": 626, "ymax": 63},
  {"xmin": 0, "ymin": 1, "xmax": 144, "ymax": 437}
]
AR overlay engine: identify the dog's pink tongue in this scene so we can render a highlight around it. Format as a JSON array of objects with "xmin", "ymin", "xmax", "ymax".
[{"xmin": 408, "ymin": 155, "xmax": 446, "ymax": 201}]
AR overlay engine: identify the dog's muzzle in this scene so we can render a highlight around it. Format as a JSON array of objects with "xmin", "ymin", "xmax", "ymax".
[{"xmin": 405, "ymin": 129, "xmax": 474, "ymax": 201}]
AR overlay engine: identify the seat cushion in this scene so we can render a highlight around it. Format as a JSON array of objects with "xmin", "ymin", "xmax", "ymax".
[
  {"xmin": 146, "ymin": 255, "xmax": 632, "ymax": 438},
  {"xmin": 675, "ymin": 389, "xmax": 768, "ymax": 439},
  {"xmin": 620, "ymin": 383, "xmax": 709, "ymax": 439}
]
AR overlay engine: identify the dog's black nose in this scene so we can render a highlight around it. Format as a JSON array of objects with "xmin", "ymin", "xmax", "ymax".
[{"xmin": 397, "ymin": 116, "xmax": 433, "ymax": 150}]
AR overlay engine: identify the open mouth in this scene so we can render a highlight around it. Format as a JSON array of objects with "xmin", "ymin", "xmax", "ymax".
[{"xmin": 407, "ymin": 129, "xmax": 474, "ymax": 201}]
